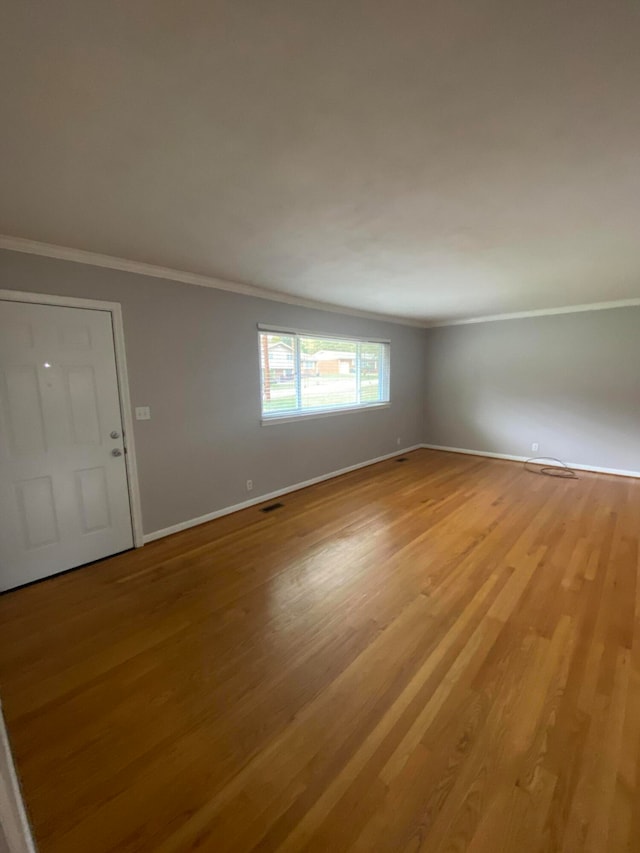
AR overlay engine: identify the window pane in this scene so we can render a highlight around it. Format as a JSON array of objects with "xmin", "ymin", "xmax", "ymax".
[
  {"xmin": 259, "ymin": 333, "xmax": 297, "ymax": 416},
  {"xmin": 360, "ymin": 342, "xmax": 383, "ymax": 403},
  {"xmin": 259, "ymin": 330, "xmax": 390, "ymax": 419},
  {"xmin": 300, "ymin": 337, "xmax": 357, "ymax": 411}
]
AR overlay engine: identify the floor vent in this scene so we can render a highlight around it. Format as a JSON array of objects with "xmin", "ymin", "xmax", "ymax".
[
  {"xmin": 261, "ymin": 502, "xmax": 284, "ymax": 513},
  {"xmin": 396, "ymin": 457, "xmax": 408, "ymax": 463}
]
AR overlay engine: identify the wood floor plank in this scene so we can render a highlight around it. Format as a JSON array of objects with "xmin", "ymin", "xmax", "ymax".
[{"xmin": 0, "ymin": 449, "xmax": 638, "ymax": 852}]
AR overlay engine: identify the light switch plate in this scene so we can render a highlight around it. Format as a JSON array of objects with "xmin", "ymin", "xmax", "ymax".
[{"xmin": 135, "ymin": 406, "xmax": 151, "ymax": 421}]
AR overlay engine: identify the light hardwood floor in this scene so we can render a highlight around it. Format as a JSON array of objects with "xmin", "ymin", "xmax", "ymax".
[{"xmin": 0, "ymin": 448, "xmax": 639, "ymax": 852}]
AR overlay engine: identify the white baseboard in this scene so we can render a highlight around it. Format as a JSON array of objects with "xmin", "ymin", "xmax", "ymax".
[
  {"xmin": 143, "ymin": 445, "xmax": 422, "ymax": 543},
  {"xmin": 421, "ymin": 444, "xmax": 640, "ymax": 479},
  {"xmin": 143, "ymin": 441, "xmax": 638, "ymax": 544}
]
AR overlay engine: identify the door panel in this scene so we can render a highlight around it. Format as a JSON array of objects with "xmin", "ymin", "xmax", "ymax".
[
  {"xmin": 67, "ymin": 366, "xmax": 101, "ymax": 444},
  {"xmin": 75, "ymin": 467, "xmax": 111, "ymax": 533},
  {"xmin": 3, "ymin": 366, "xmax": 47, "ymax": 454},
  {"xmin": 16, "ymin": 476, "xmax": 59, "ymax": 549},
  {"xmin": 0, "ymin": 300, "xmax": 134, "ymax": 591}
]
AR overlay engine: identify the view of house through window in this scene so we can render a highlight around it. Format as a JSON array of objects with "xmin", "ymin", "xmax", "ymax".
[{"xmin": 259, "ymin": 330, "xmax": 390, "ymax": 419}]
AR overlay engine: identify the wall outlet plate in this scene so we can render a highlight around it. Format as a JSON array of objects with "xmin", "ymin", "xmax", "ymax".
[
  {"xmin": 135, "ymin": 406, "xmax": 151, "ymax": 421},
  {"xmin": 246, "ymin": 479, "xmax": 253, "ymax": 491},
  {"xmin": 531, "ymin": 442, "xmax": 539, "ymax": 453}
]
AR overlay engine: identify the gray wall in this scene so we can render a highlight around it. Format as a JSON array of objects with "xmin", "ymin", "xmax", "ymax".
[
  {"xmin": 2, "ymin": 247, "xmax": 637, "ymax": 542},
  {"xmin": 0, "ymin": 250, "xmax": 425, "ymax": 535},
  {"xmin": 424, "ymin": 308, "xmax": 640, "ymax": 473}
]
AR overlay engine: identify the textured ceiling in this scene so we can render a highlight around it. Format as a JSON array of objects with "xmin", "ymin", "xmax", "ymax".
[{"xmin": 1, "ymin": 1, "xmax": 639, "ymax": 323}]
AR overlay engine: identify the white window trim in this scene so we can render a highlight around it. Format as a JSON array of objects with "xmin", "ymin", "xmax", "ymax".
[
  {"xmin": 257, "ymin": 323, "xmax": 390, "ymax": 345},
  {"xmin": 261, "ymin": 401, "xmax": 391, "ymax": 426},
  {"xmin": 258, "ymin": 325, "xmax": 391, "ymax": 424}
]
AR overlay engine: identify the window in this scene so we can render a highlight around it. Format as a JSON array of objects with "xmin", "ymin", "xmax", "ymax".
[{"xmin": 259, "ymin": 327, "xmax": 390, "ymax": 421}]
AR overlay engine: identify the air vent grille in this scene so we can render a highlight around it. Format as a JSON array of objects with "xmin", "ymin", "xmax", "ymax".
[{"xmin": 261, "ymin": 502, "xmax": 284, "ymax": 513}]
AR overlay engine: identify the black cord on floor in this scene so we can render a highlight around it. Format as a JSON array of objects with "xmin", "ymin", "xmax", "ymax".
[{"xmin": 524, "ymin": 457, "xmax": 579, "ymax": 479}]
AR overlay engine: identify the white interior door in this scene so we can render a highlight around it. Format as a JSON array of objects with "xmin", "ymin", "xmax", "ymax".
[{"xmin": 0, "ymin": 300, "xmax": 134, "ymax": 591}]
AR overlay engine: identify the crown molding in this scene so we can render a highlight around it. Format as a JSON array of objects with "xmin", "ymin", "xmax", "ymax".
[
  {"xmin": 3, "ymin": 235, "xmax": 638, "ymax": 329},
  {"xmin": 425, "ymin": 297, "xmax": 640, "ymax": 327},
  {"xmin": 0, "ymin": 235, "xmax": 425, "ymax": 328}
]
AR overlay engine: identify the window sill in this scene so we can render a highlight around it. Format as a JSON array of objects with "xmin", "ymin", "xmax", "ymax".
[{"xmin": 260, "ymin": 402, "xmax": 390, "ymax": 426}]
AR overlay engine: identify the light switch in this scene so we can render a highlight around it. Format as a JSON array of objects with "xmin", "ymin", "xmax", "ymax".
[{"xmin": 135, "ymin": 406, "xmax": 151, "ymax": 421}]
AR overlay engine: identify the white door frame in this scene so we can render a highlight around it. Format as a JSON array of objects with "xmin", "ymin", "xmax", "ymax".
[
  {"xmin": 1, "ymin": 701, "xmax": 37, "ymax": 853},
  {"xmin": 0, "ymin": 289, "xmax": 144, "ymax": 549}
]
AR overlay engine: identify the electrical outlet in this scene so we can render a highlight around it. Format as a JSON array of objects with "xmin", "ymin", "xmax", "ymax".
[
  {"xmin": 531, "ymin": 442, "xmax": 539, "ymax": 453},
  {"xmin": 135, "ymin": 406, "xmax": 151, "ymax": 421},
  {"xmin": 246, "ymin": 479, "xmax": 253, "ymax": 492},
  {"xmin": 397, "ymin": 437, "xmax": 402, "ymax": 446}
]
